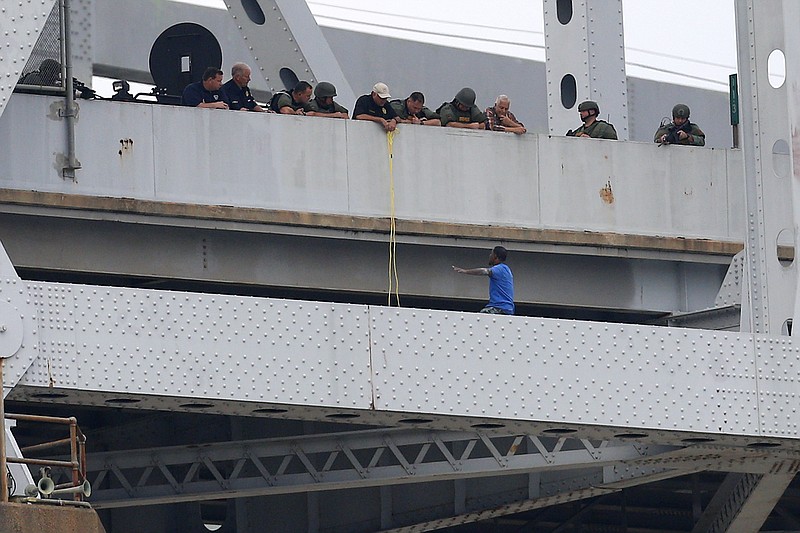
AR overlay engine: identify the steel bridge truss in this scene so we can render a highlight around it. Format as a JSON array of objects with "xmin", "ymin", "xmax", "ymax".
[{"xmin": 84, "ymin": 429, "xmax": 677, "ymax": 508}]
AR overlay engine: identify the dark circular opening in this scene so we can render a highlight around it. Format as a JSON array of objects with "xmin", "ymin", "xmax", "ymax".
[
  {"xmin": 471, "ymin": 423, "xmax": 506, "ymax": 429},
  {"xmin": 105, "ymin": 398, "xmax": 142, "ymax": 405},
  {"xmin": 31, "ymin": 392, "xmax": 68, "ymax": 399},
  {"xmin": 614, "ymin": 433, "xmax": 648, "ymax": 439},
  {"xmin": 325, "ymin": 413, "xmax": 361, "ymax": 419},
  {"xmin": 543, "ymin": 428, "xmax": 577, "ymax": 435},
  {"xmin": 148, "ymin": 22, "xmax": 222, "ymax": 101},
  {"xmin": 556, "ymin": 0, "xmax": 573, "ymax": 24},
  {"xmin": 180, "ymin": 402, "xmax": 214, "ymax": 409},
  {"xmin": 279, "ymin": 68, "xmax": 300, "ymax": 92},
  {"xmin": 241, "ymin": 0, "xmax": 266, "ymax": 25},
  {"xmin": 747, "ymin": 441, "xmax": 781, "ymax": 448},
  {"xmin": 680, "ymin": 437, "xmax": 715, "ymax": 444},
  {"xmin": 398, "ymin": 418, "xmax": 434, "ymax": 424},
  {"xmin": 560, "ymin": 74, "xmax": 577, "ymax": 109},
  {"xmin": 253, "ymin": 407, "xmax": 289, "ymax": 414}
]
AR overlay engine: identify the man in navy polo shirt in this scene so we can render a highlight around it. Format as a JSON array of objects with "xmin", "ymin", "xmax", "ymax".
[
  {"xmin": 222, "ymin": 63, "xmax": 265, "ymax": 112},
  {"xmin": 352, "ymin": 82, "xmax": 398, "ymax": 132},
  {"xmin": 452, "ymin": 246, "xmax": 515, "ymax": 315},
  {"xmin": 181, "ymin": 67, "xmax": 230, "ymax": 109}
]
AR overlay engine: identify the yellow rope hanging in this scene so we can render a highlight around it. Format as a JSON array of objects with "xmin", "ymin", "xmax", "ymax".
[{"xmin": 386, "ymin": 130, "xmax": 400, "ymax": 306}]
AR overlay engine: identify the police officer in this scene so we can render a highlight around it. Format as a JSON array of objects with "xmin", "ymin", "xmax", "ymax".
[
  {"xmin": 390, "ymin": 92, "xmax": 441, "ymax": 126},
  {"xmin": 222, "ymin": 63, "xmax": 265, "ymax": 112},
  {"xmin": 437, "ymin": 88, "xmax": 486, "ymax": 129},
  {"xmin": 181, "ymin": 67, "xmax": 230, "ymax": 109},
  {"xmin": 568, "ymin": 101, "xmax": 617, "ymax": 139},
  {"xmin": 305, "ymin": 82, "xmax": 349, "ymax": 119},
  {"xmin": 271, "ymin": 81, "xmax": 313, "ymax": 115},
  {"xmin": 654, "ymin": 104, "xmax": 705, "ymax": 146},
  {"xmin": 353, "ymin": 82, "xmax": 398, "ymax": 132}
]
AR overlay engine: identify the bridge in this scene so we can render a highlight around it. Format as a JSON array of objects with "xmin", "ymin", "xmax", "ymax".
[{"xmin": 1, "ymin": 0, "xmax": 800, "ymax": 532}]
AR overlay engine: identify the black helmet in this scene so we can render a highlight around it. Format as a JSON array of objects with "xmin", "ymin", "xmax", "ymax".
[
  {"xmin": 454, "ymin": 87, "xmax": 476, "ymax": 107},
  {"xmin": 314, "ymin": 81, "xmax": 337, "ymax": 98},
  {"xmin": 578, "ymin": 100, "xmax": 599, "ymax": 113},
  {"xmin": 672, "ymin": 103, "xmax": 690, "ymax": 119}
]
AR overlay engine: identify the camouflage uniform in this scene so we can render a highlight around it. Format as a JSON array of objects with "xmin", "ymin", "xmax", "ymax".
[
  {"xmin": 571, "ymin": 120, "xmax": 617, "ymax": 140},
  {"xmin": 306, "ymin": 98, "xmax": 349, "ymax": 115},
  {"xmin": 653, "ymin": 122, "xmax": 705, "ymax": 146},
  {"xmin": 389, "ymin": 99, "xmax": 440, "ymax": 122},
  {"xmin": 436, "ymin": 101, "xmax": 487, "ymax": 127},
  {"xmin": 272, "ymin": 92, "xmax": 305, "ymax": 113}
]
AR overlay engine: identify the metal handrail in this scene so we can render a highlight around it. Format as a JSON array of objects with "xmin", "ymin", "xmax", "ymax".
[{"xmin": 1, "ymin": 360, "xmax": 87, "ymax": 502}]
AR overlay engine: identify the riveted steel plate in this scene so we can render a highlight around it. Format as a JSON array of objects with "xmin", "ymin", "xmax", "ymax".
[
  {"xmin": 22, "ymin": 282, "xmax": 372, "ymax": 408},
  {"xmin": 0, "ymin": 0, "xmax": 57, "ymax": 118},
  {"xmin": 754, "ymin": 336, "xmax": 800, "ymax": 437},
  {"xmin": 371, "ymin": 307, "xmax": 761, "ymax": 435},
  {"xmin": 0, "ymin": 243, "xmax": 38, "ymax": 389},
  {"xmin": 0, "ymin": 279, "xmax": 38, "ymax": 390}
]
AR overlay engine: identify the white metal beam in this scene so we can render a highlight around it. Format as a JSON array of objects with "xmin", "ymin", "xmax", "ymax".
[
  {"xmin": 735, "ymin": 0, "xmax": 794, "ymax": 335},
  {"xmin": 221, "ymin": 0, "xmax": 355, "ymax": 105},
  {"xmin": 783, "ymin": 0, "xmax": 800, "ymax": 339},
  {"xmin": 0, "ymin": 0, "xmax": 57, "ymax": 118},
  {"xmin": 543, "ymin": 0, "xmax": 629, "ymax": 139},
  {"xmin": 5, "ymin": 279, "xmax": 800, "ymax": 447}
]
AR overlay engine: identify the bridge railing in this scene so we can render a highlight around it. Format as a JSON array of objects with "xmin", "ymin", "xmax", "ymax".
[{"xmin": 0, "ymin": 94, "xmax": 743, "ymax": 242}]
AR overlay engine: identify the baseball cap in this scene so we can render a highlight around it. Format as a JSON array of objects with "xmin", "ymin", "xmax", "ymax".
[{"xmin": 372, "ymin": 82, "xmax": 391, "ymax": 99}]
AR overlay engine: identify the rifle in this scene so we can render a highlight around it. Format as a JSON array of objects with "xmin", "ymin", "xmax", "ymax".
[{"xmin": 665, "ymin": 120, "xmax": 693, "ymax": 144}]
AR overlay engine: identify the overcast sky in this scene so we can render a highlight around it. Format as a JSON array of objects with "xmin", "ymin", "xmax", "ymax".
[{"xmin": 175, "ymin": 0, "xmax": 739, "ymax": 92}]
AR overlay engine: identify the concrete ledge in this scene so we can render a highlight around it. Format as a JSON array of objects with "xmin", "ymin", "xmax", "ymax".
[
  {"xmin": 0, "ymin": 501, "xmax": 105, "ymax": 533},
  {"xmin": 0, "ymin": 188, "xmax": 743, "ymax": 257}
]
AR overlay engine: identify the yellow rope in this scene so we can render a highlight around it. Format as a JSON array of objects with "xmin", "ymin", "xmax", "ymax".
[{"xmin": 387, "ymin": 130, "xmax": 400, "ymax": 306}]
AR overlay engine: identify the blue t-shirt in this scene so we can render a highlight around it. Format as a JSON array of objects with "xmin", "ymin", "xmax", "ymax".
[
  {"xmin": 181, "ymin": 81, "xmax": 229, "ymax": 107},
  {"xmin": 487, "ymin": 263, "xmax": 514, "ymax": 314}
]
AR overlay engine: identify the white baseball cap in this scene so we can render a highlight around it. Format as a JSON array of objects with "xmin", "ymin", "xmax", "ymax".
[{"xmin": 372, "ymin": 82, "xmax": 391, "ymax": 99}]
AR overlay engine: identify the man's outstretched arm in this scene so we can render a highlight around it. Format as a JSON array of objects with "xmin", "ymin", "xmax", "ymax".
[{"xmin": 452, "ymin": 266, "xmax": 489, "ymax": 275}]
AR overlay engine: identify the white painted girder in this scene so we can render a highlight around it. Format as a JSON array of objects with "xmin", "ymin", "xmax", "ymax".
[
  {"xmin": 735, "ymin": 0, "xmax": 794, "ymax": 336},
  {"xmin": 222, "ymin": 0, "xmax": 354, "ymax": 105},
  {"xmin": 3, "ymin": 279, "xmax": 800, "ymax": 447},
  {"xmin": 0, "ymin": 0, "xmax": 57, "ymax": 118},
  {"xmin": 543, "ymin": 0, "xmax": 629, "ymax": 139}
]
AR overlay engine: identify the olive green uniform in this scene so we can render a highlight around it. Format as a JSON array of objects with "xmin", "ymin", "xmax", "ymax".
[
  {"xmin": 272, "ymin": 92, "xmax": 305, "ymax": 113},
  {"xmin": 572, "ymin": 120, "xmax": 617, "ymax": 139},
  {"xmin": 436, "ymin": 102, "xmax": 487, "ymax": 126},
  {"xmin": 653, "ymin": 122, "xmax": 705, "ymax": 146},
  {"xmin": 389, "ymin": 99, "xmax": 440, "ymax": 122},
  {"xmin": 306, "ymin": 98, "xmax": 348, "ymax": 115}
]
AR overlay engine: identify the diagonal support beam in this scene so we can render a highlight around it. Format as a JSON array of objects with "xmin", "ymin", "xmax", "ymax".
[
  {"xmin": 721, "ymin": 472, "xmax": 796, "ymax": 533},
  {"xmin": 87, "ymin": 428, "xmax": 676, "ymax": 509}
]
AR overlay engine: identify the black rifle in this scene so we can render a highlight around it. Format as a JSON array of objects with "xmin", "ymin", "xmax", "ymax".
[{"xmin": 665, "ymin": 120, "xmax": 692, "ymax": 144}]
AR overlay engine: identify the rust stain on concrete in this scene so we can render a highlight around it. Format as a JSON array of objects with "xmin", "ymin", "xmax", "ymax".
[
  {"xmin": 599, "ymin": 180, "xmax": 614, "ymax": 204},
  {"xmin": 118, "ymin": 138, "xmax": 134, "ymax": 157}
]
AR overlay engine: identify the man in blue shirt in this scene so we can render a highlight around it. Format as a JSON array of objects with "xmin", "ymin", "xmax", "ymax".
[
  {"xmin": 452, "ymin": 246, "xmax": 515, "ymax": 314},
  {"xmin": 222, "ymin": 63, "xmax": 265, "ymax": 112},
  {"xmin": 181, "ymin": 67, "xmax": 230, "ymax": 109}
]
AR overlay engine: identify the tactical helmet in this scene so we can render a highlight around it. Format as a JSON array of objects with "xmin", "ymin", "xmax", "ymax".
[
  {"xmin": 672, "ymin": 103, "xmax": 690, "ymax": 119},
  {"xmin": 578, "ymin": 100, "xmax": 599, "ymax": 113},
  {"xmin": 314, "ymin": 81, "xmax": 337, "ymax": 98},
  {"xmin": 454, "ymin": 87, "xmax": 476, "ymax": 107}
]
